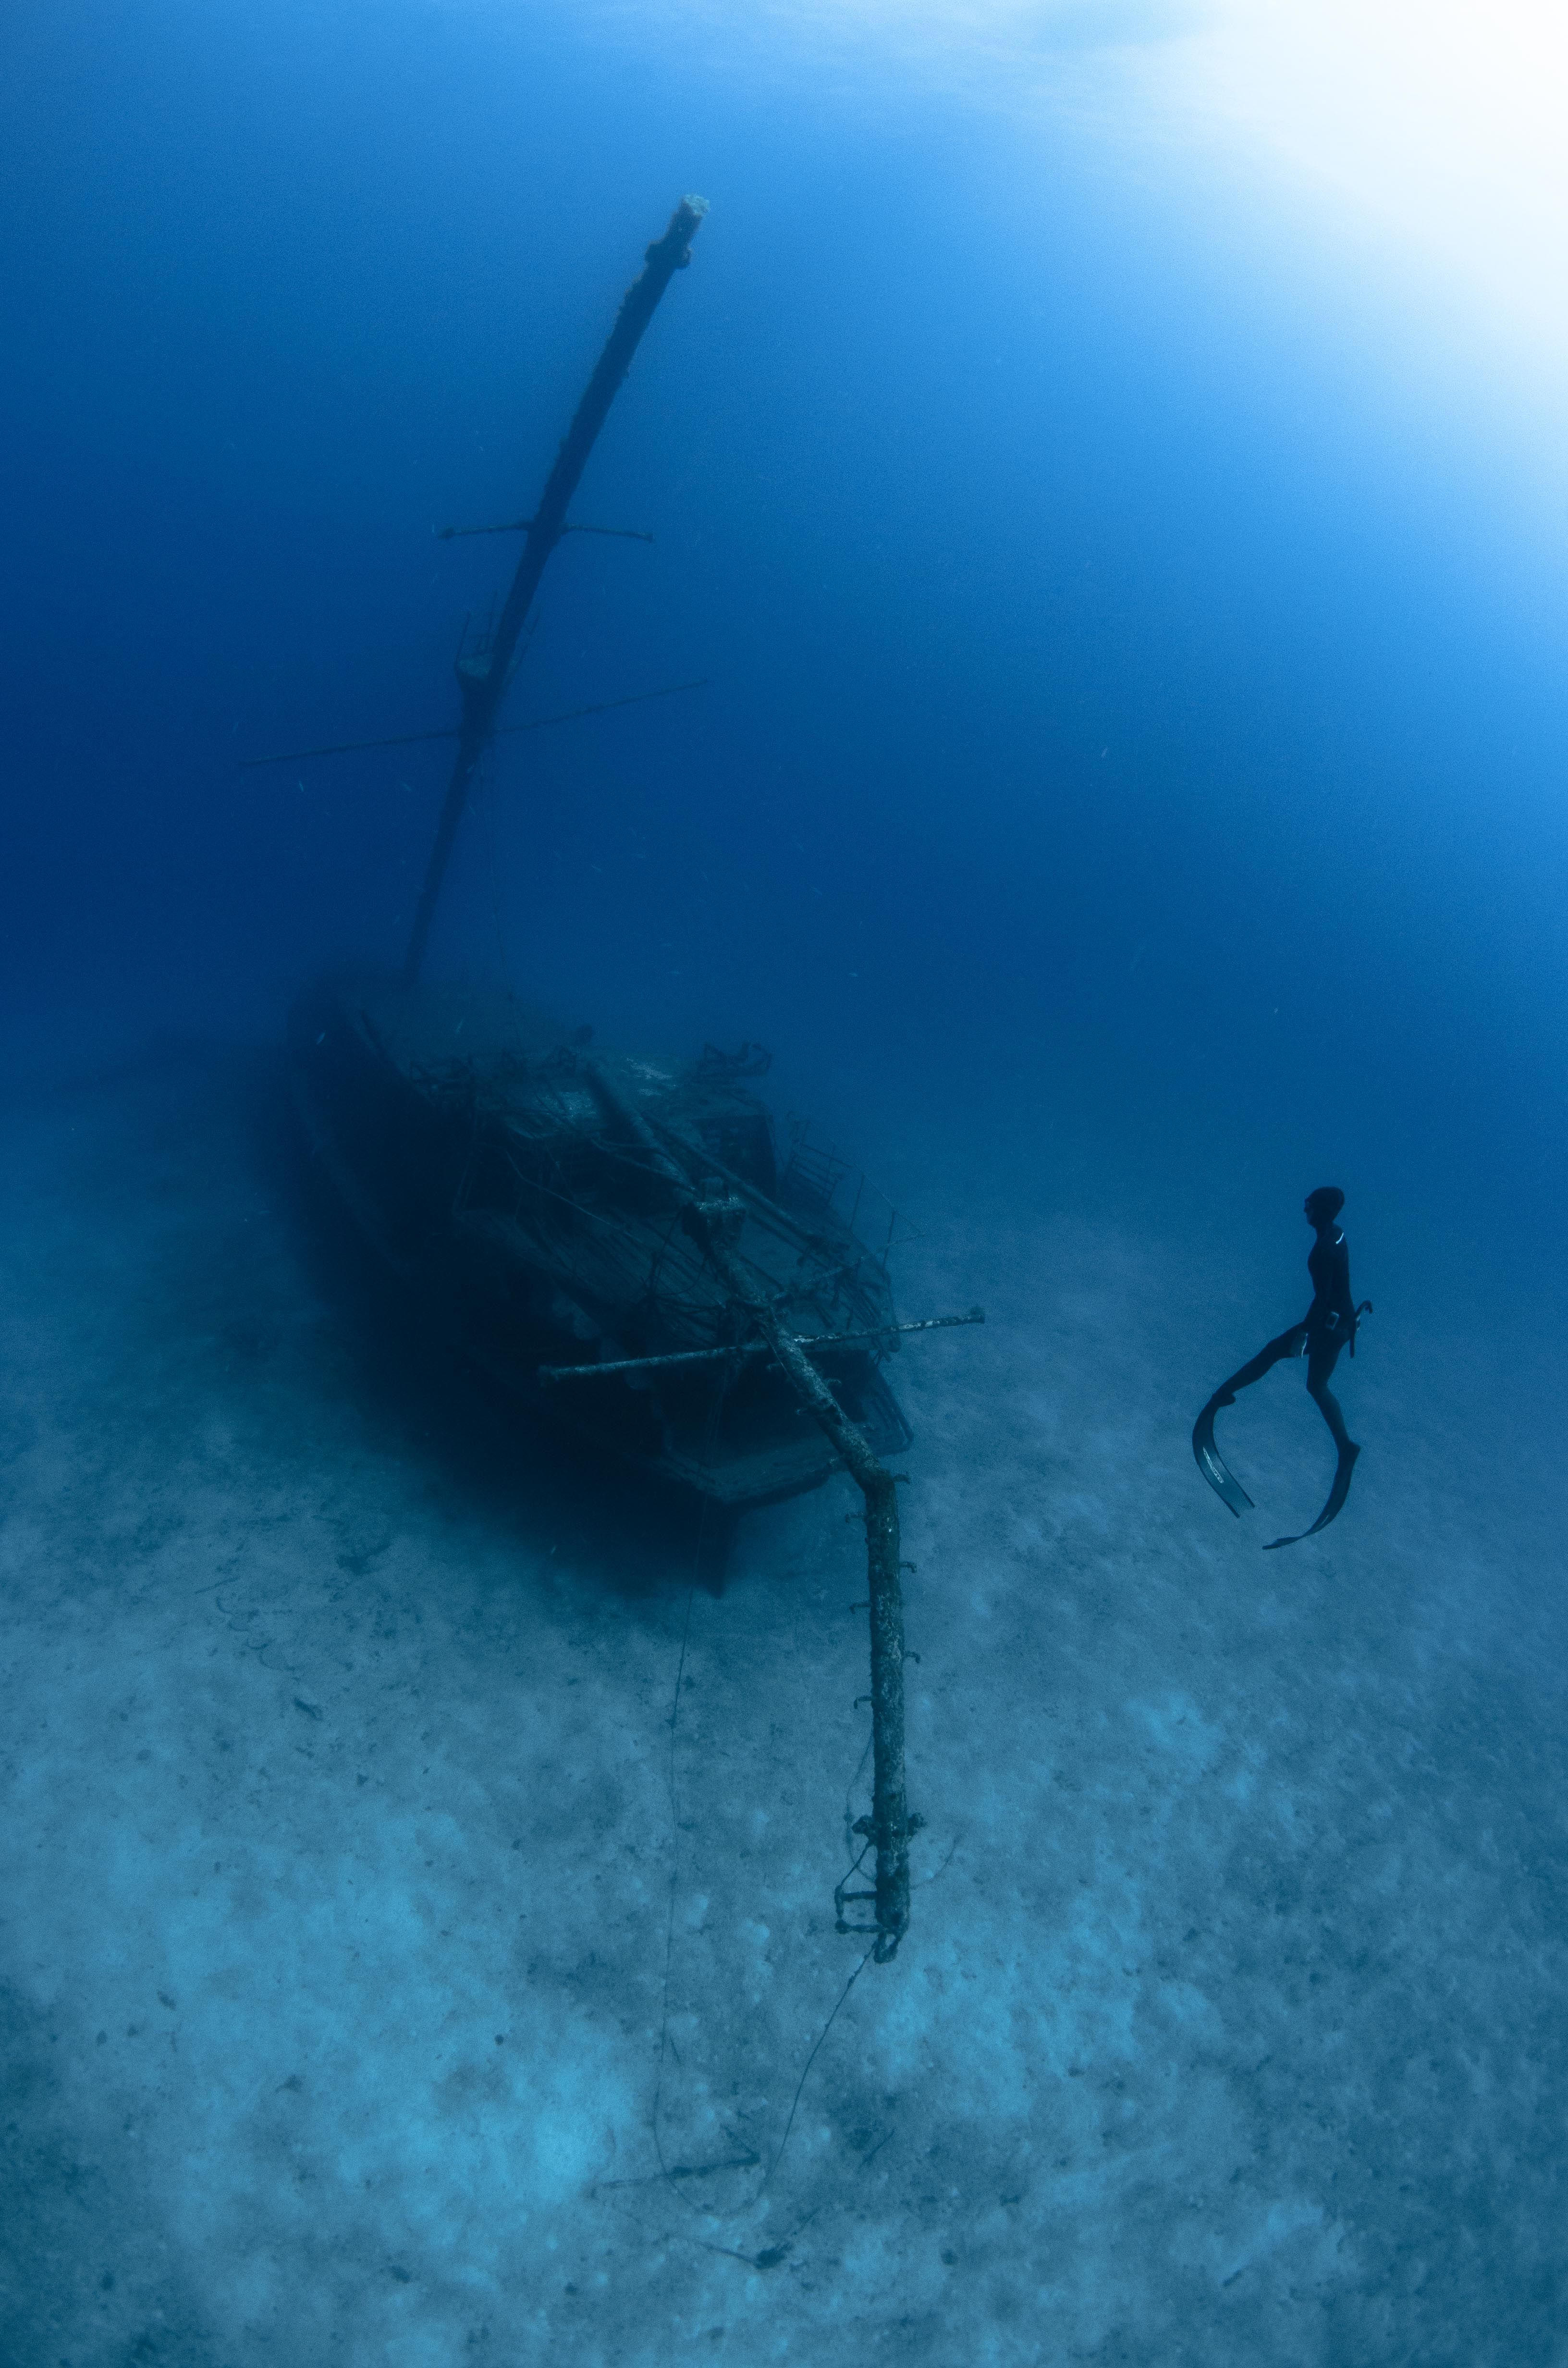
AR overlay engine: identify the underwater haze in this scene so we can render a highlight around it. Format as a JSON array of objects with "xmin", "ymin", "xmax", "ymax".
[{"xmin": 3, "ymin": 2, "xmax": 1568, "ymax": 2361}]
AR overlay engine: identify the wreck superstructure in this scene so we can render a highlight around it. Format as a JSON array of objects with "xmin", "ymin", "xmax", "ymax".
[{"xmin": 290, "ymin": 974, "xmax": 913, "ymax": 1509}]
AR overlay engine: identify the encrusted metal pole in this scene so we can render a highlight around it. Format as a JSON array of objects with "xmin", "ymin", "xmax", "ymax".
[
  {"xmin": 682, "ymin": 1196, "xmax": 918, "ymax": 1961},
  {"xmin": 402, "ymin": 195, "xmax": 708, "ymax": 987},
  {"xmin": 538, "ymin": 1308, "xmax": 983, "ymax": 1384}
]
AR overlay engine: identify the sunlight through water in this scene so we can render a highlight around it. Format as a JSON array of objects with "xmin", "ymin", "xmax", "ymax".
[{"xmin": 574, "ymin": 0, "xmax": 1568, "ymax": 384}]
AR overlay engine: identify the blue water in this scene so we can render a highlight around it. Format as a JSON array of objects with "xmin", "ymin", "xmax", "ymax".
[
  {"xmin": 10, "ymin": 4, "xmax": 1568, "ymax": 1215},
  {"xmin": 3, "ymin": 5, "xmax": 1567, "ymax": 2360}
]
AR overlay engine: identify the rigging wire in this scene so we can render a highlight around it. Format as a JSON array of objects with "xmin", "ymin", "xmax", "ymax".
[
  {"xmin": 649, "ymin": 1355, "xmax": 739, "ymax": 2215},
  {"xmin": 236, "ymin": 677, "xmax": 707, "ymax": 770},
  {"xmin": 651, "ymin": 1581, "xmax": 700, "ymax": 2210}
]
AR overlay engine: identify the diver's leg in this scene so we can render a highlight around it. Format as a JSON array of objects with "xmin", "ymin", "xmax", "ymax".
[
  {"xmin": 1208, "ymin": 1326, "xmax": 1306, "ymax": 1408},
  {"xmin": 1306, "ymin": 1337, "xmax": 1355, "ymax": 1453},
  {"xmin": 1263, "ymin": 1336, "xmax": 1361, "ymax": 1546}
]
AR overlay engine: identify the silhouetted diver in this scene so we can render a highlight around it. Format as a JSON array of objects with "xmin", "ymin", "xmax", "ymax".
[{"xmin": 1192, "ymin": 1186, "xmax": 1372, "ymax": 1547}]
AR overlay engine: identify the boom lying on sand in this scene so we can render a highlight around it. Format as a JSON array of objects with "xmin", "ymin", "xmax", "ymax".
[{"xmin": 282, "ymin": 200, "xmax": 980, "ymax": 1961}]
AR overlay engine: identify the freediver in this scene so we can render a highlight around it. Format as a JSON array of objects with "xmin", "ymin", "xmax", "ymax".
[{"xmin": 1192, "ymin": 1185, "xmax": 1372, "ymax": 1547}]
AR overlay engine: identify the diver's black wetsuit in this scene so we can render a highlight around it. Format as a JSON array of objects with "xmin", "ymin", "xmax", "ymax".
[
  {"xmin": 1212, "ymin": 1226, "xmax": 1359, "ymax": 1453},
  {"xmin": 1193, "ymin": 1204, "xmax": 1370, "ymax": 1542}
]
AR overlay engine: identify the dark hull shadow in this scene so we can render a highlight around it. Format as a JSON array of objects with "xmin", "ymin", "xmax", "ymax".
[{"xmin": 247, "ymin": 1053, "xmax": 747, "ymax": 1597}]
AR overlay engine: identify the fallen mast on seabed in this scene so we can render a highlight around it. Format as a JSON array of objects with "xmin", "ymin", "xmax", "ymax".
[
  {"xmin": 685, "ymin": 1203, "xmax": 973, "ymax": 1963},
  {"xmin": 539, "ymin": 1049, "xmax": 984, "ymax": 1960}
]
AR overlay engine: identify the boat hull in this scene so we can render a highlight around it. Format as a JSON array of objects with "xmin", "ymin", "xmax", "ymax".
[{"xmin": 287, "ymin": 975, "xmax": 912, "ymax": 1510}]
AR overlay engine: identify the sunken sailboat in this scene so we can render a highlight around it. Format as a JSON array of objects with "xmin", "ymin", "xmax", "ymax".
[{"xmin": 279, "ymin": 199, "xmax": 980, "ymax": 1960}]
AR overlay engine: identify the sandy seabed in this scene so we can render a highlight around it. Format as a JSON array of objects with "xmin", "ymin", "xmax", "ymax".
[{"xmin": 1, "ymin": 1046, "xmax": 1565, "ymax": 2367}]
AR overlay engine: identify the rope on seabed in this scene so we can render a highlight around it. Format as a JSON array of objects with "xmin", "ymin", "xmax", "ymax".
[
  {"xmin": 760, "ymin": 1945, "xmax": 875, "ymax": 2192},
  {"xmin": 646, "ymin": 1482, "xmax": 914, "ymax": 2221}
]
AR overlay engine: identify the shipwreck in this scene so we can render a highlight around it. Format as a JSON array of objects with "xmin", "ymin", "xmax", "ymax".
[{"xmin": 272, "ymin": 198, "xmax": 980, "ymax": 1960}]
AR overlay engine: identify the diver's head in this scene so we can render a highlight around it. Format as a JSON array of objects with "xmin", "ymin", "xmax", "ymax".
[{"xmin": 1304, "ymin": 1184, "xmax": 1345, "ymax": 1228}]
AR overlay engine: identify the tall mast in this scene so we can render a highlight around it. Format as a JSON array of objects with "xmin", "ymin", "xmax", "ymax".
[{"xmin": 401, "ymin": 196, "xmax": 708, "ymax": 987}]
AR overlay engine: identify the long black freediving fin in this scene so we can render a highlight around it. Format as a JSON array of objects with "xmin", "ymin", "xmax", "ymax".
[
  {"xmin": 1192, "ymin": 1398, "xmax": 1255, "ymax": 1518},
  {"xmin": 1263, "ymin": 1442, "xmax": 1361, "ymax": 1550}
]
